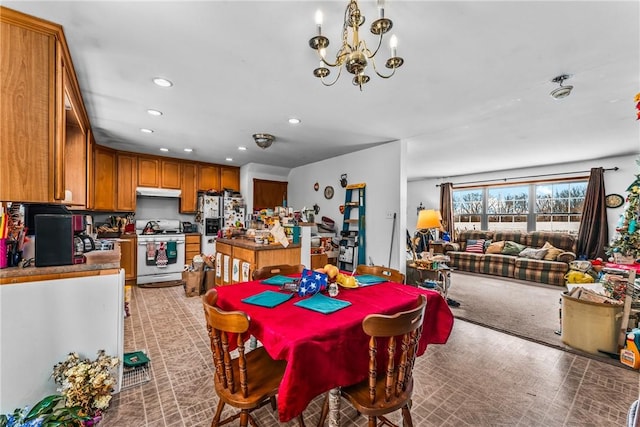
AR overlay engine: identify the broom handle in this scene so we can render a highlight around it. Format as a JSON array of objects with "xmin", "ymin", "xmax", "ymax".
[{"xmin": 618, "ymin": 269, "xmax": 636, "ymax": 349}]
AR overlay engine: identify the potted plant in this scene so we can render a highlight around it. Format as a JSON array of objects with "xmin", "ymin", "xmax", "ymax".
[
  {"xmin": 51, "ymin": 350, "xmax": 120, "ymax": 425},
  {"xmin": 0, "ymin": 394, "xmax": 89, "ymax": 427}
]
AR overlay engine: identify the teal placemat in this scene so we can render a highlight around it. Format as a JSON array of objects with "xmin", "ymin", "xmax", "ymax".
[
  {"xmin": 355, "ymin": 274, "xmax": 387, "ymax": 286},
  {"xmin": 294, "ymin": 293, "xmax": 351, "ymax": 314},
  {"xmin": 242, "ymin": 290, "xmax": 293, "ymax": 308},
  {"xmin": 261, "ymin": 275, "xmax": 296, "ymax": 285}
]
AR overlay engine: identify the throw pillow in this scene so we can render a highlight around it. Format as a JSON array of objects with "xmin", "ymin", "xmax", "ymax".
[
  {"xmin": 485, "ymin": 240, "xmax": 505, "ymax": 254},
  {"xmin": 484, "ymin": 239, "xmax": 493, "ymax": 251},
  {"xmin": 465, "ymin": 239, "xmax": 485, "ymax": 253},
  {"xmin": 502, "ymin": 241, "xmax": 526, "ymax": 256},
  {"xmin": 519, "ymin": 247, "xmax": 548, "ymax": 260},
  {"xmin": 541, "ymin": 241, "xmax": 563, "ymax": 261}
]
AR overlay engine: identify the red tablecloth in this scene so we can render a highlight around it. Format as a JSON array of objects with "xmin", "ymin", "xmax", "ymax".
[{"xmin": 214, "ymin": 280, "xmax": 454, "ymax": 422}]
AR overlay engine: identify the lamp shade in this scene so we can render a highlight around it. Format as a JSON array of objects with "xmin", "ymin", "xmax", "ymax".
[{"xmin": 416, "ymin": 209, "xmax": 441, "ymax": 230}]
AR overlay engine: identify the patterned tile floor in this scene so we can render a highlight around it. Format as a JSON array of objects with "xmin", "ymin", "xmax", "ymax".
[{"xmin": 102, "ymin": 285, "xmax": 640, "ymax": 427}]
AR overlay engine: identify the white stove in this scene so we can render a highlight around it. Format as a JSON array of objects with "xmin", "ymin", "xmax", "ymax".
[{"xmin": 135, "ymin": 219, "xmax": 185, "ymax": 285}]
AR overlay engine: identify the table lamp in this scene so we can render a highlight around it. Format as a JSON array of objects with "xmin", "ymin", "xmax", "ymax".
[{"xmin": 413, "ymin": 209, "xmax": 442, "ymax": 260}]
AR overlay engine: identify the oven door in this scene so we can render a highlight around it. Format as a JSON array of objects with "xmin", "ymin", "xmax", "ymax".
[{"xmin": 137, "ymin": 236, "xmax": 185, "ymax": 284}]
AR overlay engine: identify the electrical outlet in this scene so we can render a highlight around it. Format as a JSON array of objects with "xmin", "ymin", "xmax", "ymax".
[{"xmin": 385, "ymin": 212, "xmax": 395, "ymax": 219}]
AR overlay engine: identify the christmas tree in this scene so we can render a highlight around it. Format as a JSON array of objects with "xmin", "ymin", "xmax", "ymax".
[{"xmin": 607, "ymin": 158, "xmax": 640, "ymax": 263}]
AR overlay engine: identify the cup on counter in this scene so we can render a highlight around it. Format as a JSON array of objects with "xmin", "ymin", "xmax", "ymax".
[{"xmin": 0, "ymin": 239, "xmax": 7, "ymax": 269}]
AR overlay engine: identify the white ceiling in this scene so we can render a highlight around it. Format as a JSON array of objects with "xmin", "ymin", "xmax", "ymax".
[{"xmin": 5, "ymin": 1, "xmax": 639, "ymax": 181}]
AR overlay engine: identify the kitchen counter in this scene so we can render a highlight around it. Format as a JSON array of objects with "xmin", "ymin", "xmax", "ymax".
[
  {"xmin": 216, "ymin": 237, "xmax": 301, "ymax": 251},
  {"xmin": 0, "ymin": 262, "xmax": 120, "ymax": 284}
]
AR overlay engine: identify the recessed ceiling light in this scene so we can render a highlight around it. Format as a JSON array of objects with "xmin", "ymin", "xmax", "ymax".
[
  {"xmin": 288, "ymin": 118, "xmax": 301, "ymax": 124},
  {"xmin": 225, "ymin": 157, "xmax": 233, "ymax": 162},
  {"xmin": 152, "ymin": 77, "xmax": 173, "ymax": 87},
  {"xmin": 140, "ymin": 128, "xmax": 154, "ymax": 133},
  {"xmin": 183, "ymin": 148, "xmax": 193, "ymax": 152},
  {"xmin": 160, "ymin": 148, "xmax": 169, "ymax": 152},
  {"xmin": 147, "ymin": 109, "xmax": 163, "ymax": 116},
  {"xmin": 238, "ymin": 146, "xmax": 247, "ymax": 151}
]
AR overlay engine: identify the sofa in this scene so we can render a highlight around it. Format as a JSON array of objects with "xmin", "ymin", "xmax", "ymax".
[{"xmin": 442, "ymin": 230, "xmax": 577, "ymax": 286}]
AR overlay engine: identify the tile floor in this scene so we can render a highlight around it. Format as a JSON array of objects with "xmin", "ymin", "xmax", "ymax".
[{"xmin": 102, "ymin": 285, "xmax": 640, "ymax": 427}]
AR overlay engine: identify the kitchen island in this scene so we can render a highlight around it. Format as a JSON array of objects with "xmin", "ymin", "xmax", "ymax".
[
  {"xmin": 215, "ymin": 237, "xmax": 301, "ymax": 285},
  {"xmin": 0, "ymin": 263, "xmax": 124, "ymax": 413}
]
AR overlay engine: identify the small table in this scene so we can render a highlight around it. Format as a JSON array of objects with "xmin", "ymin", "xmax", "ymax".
[{"xmin": 407, "ymin": 260, "xmax": 459, "ymax": 307}]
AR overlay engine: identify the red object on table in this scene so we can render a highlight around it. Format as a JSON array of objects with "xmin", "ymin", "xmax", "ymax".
[
  {"xmin": 605, "ymin": 262, "xmax": 640, "ymax": 273},
  {"xmin": 214, "ymin": 279, "xmax": 454, "ymax": 422}
]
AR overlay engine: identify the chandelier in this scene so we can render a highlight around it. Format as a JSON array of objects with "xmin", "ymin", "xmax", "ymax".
[{"xmin": 309, "ymin": 0, "xmax": 404, "ymax": 90}]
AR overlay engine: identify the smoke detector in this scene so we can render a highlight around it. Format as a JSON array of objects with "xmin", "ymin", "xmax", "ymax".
[{"xmin": 550, "ymin": 74, "xmax": 573, "ymax": 100}]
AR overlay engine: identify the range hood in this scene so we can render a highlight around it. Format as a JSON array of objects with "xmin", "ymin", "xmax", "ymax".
[{"xmin": 136, "ymin": 187, "xmax": 182, "ymax": 198}]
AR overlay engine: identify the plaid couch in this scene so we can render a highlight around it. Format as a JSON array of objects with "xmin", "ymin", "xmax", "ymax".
[{"xmin": 443, "ymin": 230, "xmax": 577, "ymax": 286}]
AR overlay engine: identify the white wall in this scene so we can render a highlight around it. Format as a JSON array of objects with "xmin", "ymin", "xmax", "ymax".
[
  {"xmin": 406, "ymin": 154, "xmax": 638, "ymax": 242},
  {"xmin": 287, "ymin": 141, "xmax": 406, "ymax": 272}
]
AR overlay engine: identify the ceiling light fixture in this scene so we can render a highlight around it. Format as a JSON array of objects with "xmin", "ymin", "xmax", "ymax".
[
  {"xmin": 140, "ymin": 128, "xmax": 154, "ymax": 133},
  {"xmin": 225, "ymin": 157, "xmax": 233, "ymax": 162},
  {"xmin": 160, "ymin": 148, "xmax": 169, "ymax": 152},
  {"xmin": 309, "ymin": 0, "xmax": 404, "ymax": 91},
  {"xmin": 253, "ymin": 133, "xmax": 275, "ymax": 149},
  {"xmin": 238, "ymin": 146, "xmax": 247, "ymax": 151},
  {"xmin": 152, "ymin": 77, "xmax": 173, "ymax": 87},
  {"xmin": 288, "ymin": 118, "xmax": 301, "ymax": 125},
  {"xmin": 550, "ymin": 74, "xmax": 573, "ymax": 100},
  {"xmin": 183, "ymin": 148, "xmax": 193, "ymax": 152},
  {"xmin": 147, "ymin": 109, "xmax": 163, "ymax": 116}
]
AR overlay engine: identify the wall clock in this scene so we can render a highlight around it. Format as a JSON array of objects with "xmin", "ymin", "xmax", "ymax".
[
  {"xmin": 606, "ymin": 194, "xmax": 624, "ymax": 208},
  {"xmin": 324, "ymin": 186, "xmax": 334, "ymax": 200}
]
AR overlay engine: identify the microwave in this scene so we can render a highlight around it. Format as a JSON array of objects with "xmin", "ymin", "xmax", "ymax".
[{"xmin": 34, "ymin": 214, "xmax": 86, "ymax": 267}]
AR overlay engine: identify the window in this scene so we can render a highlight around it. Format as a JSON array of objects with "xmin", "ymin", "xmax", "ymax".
[{"xmin": 453, "ymin": 179, "xmax": 587, "ymax": 234}]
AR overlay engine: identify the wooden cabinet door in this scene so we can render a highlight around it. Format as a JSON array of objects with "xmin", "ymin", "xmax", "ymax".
[
  {"xmin": 93, "ymin": 146, "xmax": 116, "ymax": 211},
  {"xmin": 138, "ymin": 156, "xmax": 159, "ymax": 187},
  {"xmin": 161, "ymin": 159, "xmax": 181, "ymax": 189},
  {"xmin": 220, "ymin": 166, "xmax": 240, "ymax": 192},
  {"xmin": 198, "ymin": 164, "xmax": 220, "ymax": 192},
  {"xmin": 85, "ymin": 130, "xmax": 95, "ymax": 210},
  {"xmin": 119, "ymin": 234, "xmax": 137, "ymax": 286},
  {"xmin": 0, "ymin": 11, "xmax": 56, "ymax": 203},
  {"xmin": 180, "ymin": 162, "xmax": 197, "ymax": 213},
  {"xmin": 253, "ymin": 179, "xmax": 288, "ymax": 210},
  {"xmin": 184, "ymin": 234, "xmax": 201, "ymax": 264},
  {"xmin": 116, "ymin": 153, "xmax": 137, "ymax": 212}
]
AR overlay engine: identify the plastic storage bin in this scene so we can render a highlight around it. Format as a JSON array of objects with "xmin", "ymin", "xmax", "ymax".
[{"xmin": 561, "ymin": 293, "xmax": 624, "ymax": 355}]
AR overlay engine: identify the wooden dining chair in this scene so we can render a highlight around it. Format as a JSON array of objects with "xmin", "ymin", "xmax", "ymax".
[
  {"xmin": 202, "ymin": 289, "xmax": 305, "ymax": 426},
  {"xmin": 252, "ymin": 264, "xmax": 305, "ymax": 280},
  {"xmin": 355, "ymin": 264, "xmax": 405, "ymax": 284},
  {"xmin": 317, "ymin": 295, "xmax": 427, "ymax": 427}
]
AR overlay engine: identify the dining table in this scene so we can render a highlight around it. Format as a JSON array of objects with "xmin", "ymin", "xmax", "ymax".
[{"xmin": 214, "ymin": 275, "xmax": 455, "ymax": 424}]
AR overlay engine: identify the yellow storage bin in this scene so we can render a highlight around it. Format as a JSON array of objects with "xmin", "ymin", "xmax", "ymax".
[{"xmin": 561, "ymin": 293, "xmax": 624, "ymax": 355}]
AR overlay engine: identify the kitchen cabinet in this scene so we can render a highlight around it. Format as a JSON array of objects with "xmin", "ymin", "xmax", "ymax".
[
  {"xmin": 180, "ymin": 162, "xmax": 197, "ymax": 213},
  {"xmin": 185, "ymin": 233, "xmax": 201, "ymax": 265},
  {"xmin": 138, "ymin": 156, "xmax": 159, "ymax": 187},
  {"xmin": 116, "ymin": 153, "xmax": 137, "ymax": 212},
  {"xmin": 161, "ymin": 159, "xmax": 181, "ymax": 189},
  {"xmin": 119, "ymin": 234, "xmax": 137, "ymax": 287},
  {"xmin": 197, "ymin": 164, "xmax": 220, "ymax": 192},
  {"xmin": 86, "ymin": 130, "xmax": 96, "ymax": 210},
  {"xmin": 220, "ymin": 166, "xmax": 240, "ymax": 192},
  {"xmin": 214, "ymin": 238, "xmax": 301, "ymax": 286},
  {"xmin": 0, "ymin": 7, "xmax": 89, "ymax": 203},
  {"xmin": 93, "ymin": 146, "xmax": 116, "ymax": 211}
]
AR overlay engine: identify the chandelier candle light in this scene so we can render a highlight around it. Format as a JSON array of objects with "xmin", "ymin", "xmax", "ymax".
[{"xmin": 309, "ymin": 0, "xmax": 404, "ymax": 90}]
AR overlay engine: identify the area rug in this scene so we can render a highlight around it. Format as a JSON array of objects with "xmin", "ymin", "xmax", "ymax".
[{"xmin": 446, "ymin": 271, "xmax": 622, "ymax": 366}]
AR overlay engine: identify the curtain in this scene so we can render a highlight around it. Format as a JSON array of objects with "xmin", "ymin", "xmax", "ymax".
[
  {"xmin": 439, "ymin": 182, "xmax": 455, "ymax": 240},
  {"xmin": 576, "ymin": 167, "xmax": 609, "ymax": 260}
]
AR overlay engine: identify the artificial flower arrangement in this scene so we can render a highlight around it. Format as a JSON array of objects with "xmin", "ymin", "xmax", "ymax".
[
  {"xmin": 51, "ymin": 350, "xmax": 120, "ymax": 423},
  {"xmin": 0, "ymin": 394, "xmax": 88, "ymax": 427}
]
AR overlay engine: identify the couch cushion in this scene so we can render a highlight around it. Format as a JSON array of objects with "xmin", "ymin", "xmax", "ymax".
[
  {"xmin": 528, "ymin": 231, "xmax": 576, "ymax": 253},
  {"xmin": 541, "ymin": 241, "xmax": 563, "ymax": 261},
  {"xmin": 482, "ymin": 254, "xmax": 516, "ymax": 277},
  {"xmin": 493, "ymin": 231, "xmax": 529, "ymax": 247},
  {"xmin": 519, "ymin": 247, "xmax": 548, "ymax": 260},
  {"xmin": 447, "ymin": 251, "xmax": 484, "ymax": 273},
  {"xmin": 456, "ymin": 230, "xmax": 494, "ymax": 250},
  {"xmin": 514, "ymin": 258, "xmax": 570, "ymax": 286},
  {"xmin": 465, "ymin": 239, "xmax": 486, "ymax": 253},
  {"xmin": 502, "ymin": 241, "xmax": 526, "ymax": 255}
]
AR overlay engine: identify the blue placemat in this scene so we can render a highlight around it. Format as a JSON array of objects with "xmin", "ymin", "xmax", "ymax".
[
  {"xmin": 355, "ymin": 274, "xmax": 387, "ymax": 286},
  {"xmin": 242, "ymin": 290, "xmax": 293, "ymax": 308},
  {"xmin": 294, "ymin": 293, "xmax": 351, "ymax": 314},
  {"xmin": 261, "ymin": 275, "xmax": 296, "ymax": 285}
]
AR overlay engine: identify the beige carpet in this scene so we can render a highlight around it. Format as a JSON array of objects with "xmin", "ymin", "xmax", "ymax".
[{"xmin": 446, "ymin": 271, "xmax": 621, "ymax": 365}]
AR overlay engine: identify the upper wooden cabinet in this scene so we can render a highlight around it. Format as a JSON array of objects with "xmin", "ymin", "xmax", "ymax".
[
  {"xmin": 93, "ymin": 145, "xmax": 116, "ymax": 211},
  {"xmin": 138, "ymin": 156, "xmax": 159, "ymax": 188},
  {"xmin": 180, "ymin": 162, "xmax": 197, "ymax": 213},
  {"xmin": 221, "ymin": 166, "xmax": 240, "ymax": 192},
  {"xmin": 161, "ymin": 159, "xmax": 181, "ymax": 189},
  {"xmin": 198, "ymin": 164, "xmax": 221, "ymax": 192},
  {"xmin": 116, "ymin": 153, "xmax": 137, "ymax": 212},
  {"xmin": 0, "ymin": 7, "xmax": 89, "ymax": 203}
]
